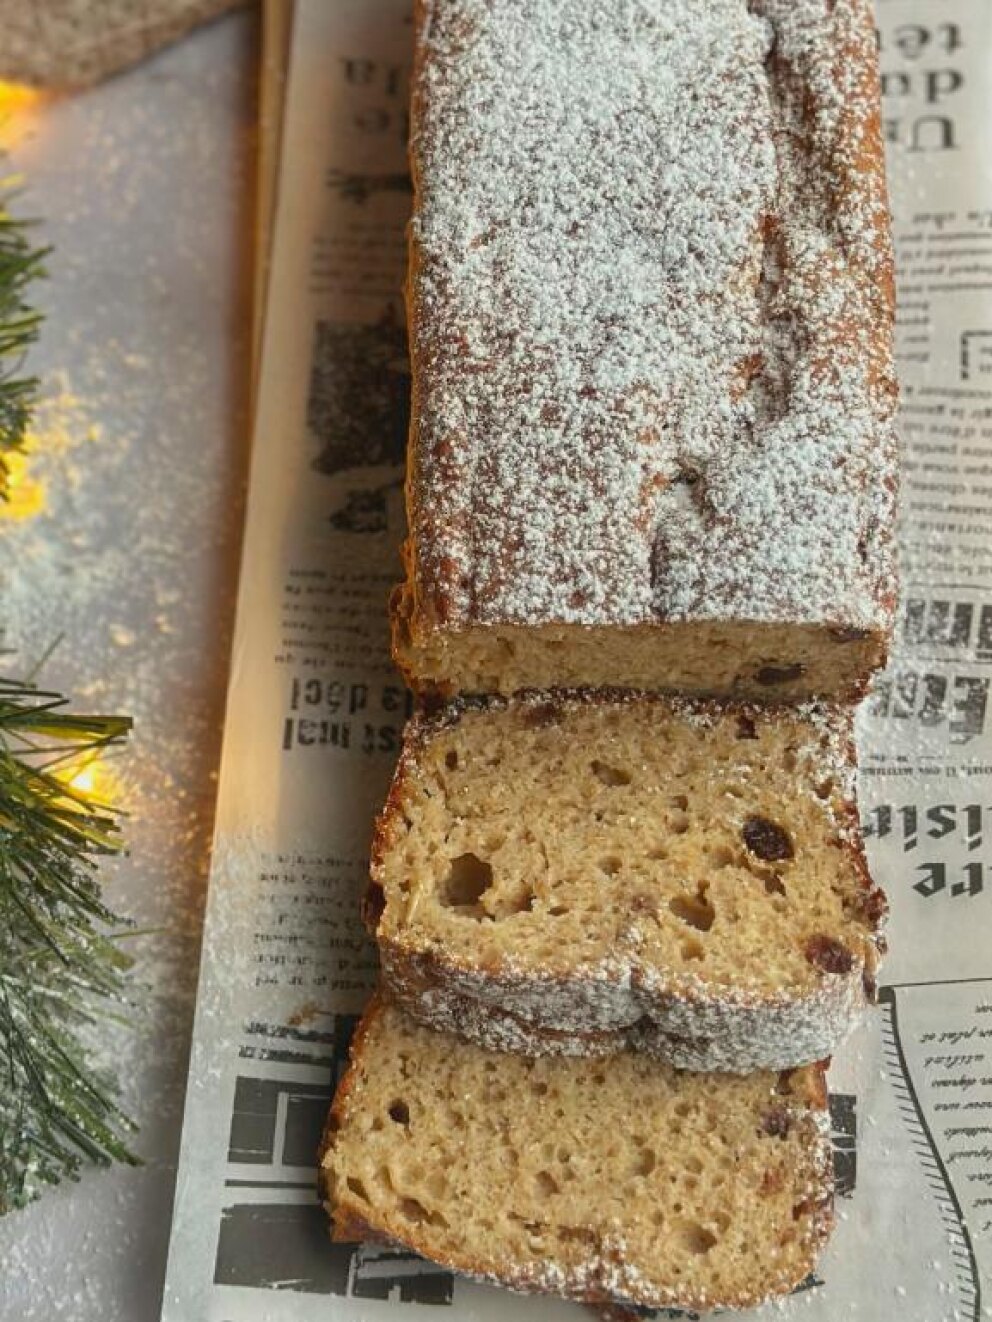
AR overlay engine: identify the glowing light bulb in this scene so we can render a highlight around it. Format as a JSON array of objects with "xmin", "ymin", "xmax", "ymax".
[
  {"xmin": 69, "ymin": 762, "xmax": 97, "ymax": 795},
  {"xmin": 62, "ymin": 756, "xmax": 121, "ymax": 807},
  {"xmin": 0, "ymin": 450, "xmax": 48, "ymax": 521},
  {"xmin": 0, "ymin": 81, "xmax": 43, "ymax": 112}
]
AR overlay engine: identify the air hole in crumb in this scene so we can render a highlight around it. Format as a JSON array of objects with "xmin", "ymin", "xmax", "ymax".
[
  {"xmin": 531, "ymin": 1080, "xmax": 549, "ymax": 1096},
  {"xmin": 677, "ymin": 1221, "xmax": 718, "ymax": 1255},
  {"xmin": 442, "ymin": 853, "xmax": 493, "ymax": 907},
  {"xmin": 388, "ymin": 1100, "xmax": 410, "ymax": 1125},
  {"xmin": 671, "ymin": 794, "xmax": 689, "ymax": 811},
  {"xmin": 756, "ymin": 662, "xmax": 804, "ymax": 686},
  {"xmin": 346, "ymin": 1176, "xmax": 370, "ymax": 1202},
  {"xmin": 670, "ymin": 814, "xmax": 690, "ymax": 835},
  {"xmin": 503, "ymin": 890, "xmax": 536, "ymax": 916},
  {"xmin": 549, "ymin": 904, "xmax": 569, "ymax": 917},
  {"xmin": 684, "ymin": 1154, "xmax": 703, "ymax": 1174},
  {"xmin": 669, "ymin": 892, "xmax": 715, "ymax": 932},
  {"xmin": 636, "ymin": 1148, "xmax": 657, "ymax": 1176},
  {"xmin": 647, "ymin": 846, "xmax": 668, "ymax": 861},
  {"xmin": 444, "ymin": 749, "xmax": 458, "ymax": 771},
  {"xmin": 599, "ymin": 856, "xmax": 622, "ymax": 877},
  {"xmin": 591, "ymin": 760, "xmax": 632, "ymax": 787},
  {"xmin": 775, "ymin": 1069, "xmax": 795, "ymax": 1095},
  {"xmin": 764, "ymin": 874, "xmax": 787, "ymax": 897},
  {"xmin": 681, "ymin": 938, "xmax": 705, "ymax": 961},
  {"xmin": 534, "ymin": 1170, "xmax": 559, "ymax": 1198},
  {"xmin": 815, "ymin": 777, "xmax": 834, "ymax": 800},
  {"xmin": 708, "ymin": 845, "xmax": 736, "ymax": 869},
  {"xmin": 398, "ymin": 1196, "xmax": 443, "ymax": 1227},
  {"xmin": 782, "ymin": 748, "xmax": 798, "ymax": 772}
]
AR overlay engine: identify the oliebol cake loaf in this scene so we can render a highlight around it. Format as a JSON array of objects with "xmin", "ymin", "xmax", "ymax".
[
  {"xmin": 367, "ymin": 692, "xmax": 886, "ymax": 1072},
  {"xmin": 394, "ymin": 0, "xmax": 898, "ymax": 703},
  {"xmin": 321, "ymin": 995, "xmax": 834, "ymax": 1313}
]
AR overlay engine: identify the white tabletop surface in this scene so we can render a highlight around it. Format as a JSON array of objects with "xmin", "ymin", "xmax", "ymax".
[{"xmin": 0, "ymin": 10, "xmax": 256, "ymax": 1319}]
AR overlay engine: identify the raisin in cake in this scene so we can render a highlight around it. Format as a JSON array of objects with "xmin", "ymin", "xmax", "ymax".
[
  {"xmin": 321, "ymin": 995, "xmax": 834, "ymax": 1312},
  {"xmin": 368, "ymin": 692, "xmax": 885, "ymax": 1071},
  {"xmin": 395, "ymin": 0, "xmax": 898, "ymax": 702}
]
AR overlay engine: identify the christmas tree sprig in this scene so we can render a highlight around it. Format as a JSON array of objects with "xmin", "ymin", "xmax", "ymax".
[
  {"xmin": 0, "ymin": 175, "xmax": 48, "ymax": 494},
  {"xmin": 0, "ymin": 678, "xmax": 136, "ymax": 1212}
]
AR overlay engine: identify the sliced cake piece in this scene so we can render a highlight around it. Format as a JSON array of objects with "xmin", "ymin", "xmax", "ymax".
[
  {"xmin": 320, "ymin": 995, "xmax": 834, "ymax": 1312},
  {"xmin": 369, "ymin": 692, "xmax": 885, "ymax": 1071}
]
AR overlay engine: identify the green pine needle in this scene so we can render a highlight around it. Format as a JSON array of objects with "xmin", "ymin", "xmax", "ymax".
[
  {"xmin": 0, "ymin": 677, "xmax": 137, "ymax": 1213},
  {"xmin": 0, "ymin": 174, "xmax": 48, "ymax": 494},
  {"xmin": 0, "ymin": 154, "xmax": 138, "ymax": 1212}
]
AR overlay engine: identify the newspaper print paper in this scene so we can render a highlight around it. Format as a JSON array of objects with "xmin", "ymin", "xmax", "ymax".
[{"xmin": 162, "ymin": 2, "xmax": 992, "ymax": 1318}]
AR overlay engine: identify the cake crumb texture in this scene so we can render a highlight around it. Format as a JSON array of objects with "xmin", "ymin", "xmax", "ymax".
[{"xmin": 321, "ymin": 996, "xmax": 834, "ymax": 1312}]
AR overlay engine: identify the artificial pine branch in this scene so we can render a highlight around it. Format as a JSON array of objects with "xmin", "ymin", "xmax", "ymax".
[
  {"xmin": 0, "ymin": 172, "xmax": 48, "ymax": 494},
  {"xmin": 0, "ymin": 153, "xmax": 138, "ymax": 1210},
  {"xmin": 0, "ymin": 678, "xmax": 136, "ymax": 1212}
]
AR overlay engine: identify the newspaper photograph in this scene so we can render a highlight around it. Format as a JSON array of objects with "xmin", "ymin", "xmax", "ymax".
[{"xmin": 162, "ymin": 2, "xmax": 992, "ymax": 1319}]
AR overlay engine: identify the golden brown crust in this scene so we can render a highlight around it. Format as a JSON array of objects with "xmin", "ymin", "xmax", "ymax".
[{"xmin": 398, "ymin": 0, "xmax": 899, "ymax": 701}]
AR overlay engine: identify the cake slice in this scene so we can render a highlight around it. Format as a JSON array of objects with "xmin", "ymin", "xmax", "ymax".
[
  {"xmin": 369, "ymin": 692, "xmax": 885, "ymax": 1072},
  {"xmin": 398, "ymin": 0, "xmax": 898, "ymax": 703},
  {"xmin": 320, "ymin": 995, "xmax": 834, "ymax": 1312}
]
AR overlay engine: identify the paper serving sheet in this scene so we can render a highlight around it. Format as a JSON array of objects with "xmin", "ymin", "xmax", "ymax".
[{"xmin": 161, "ymin": 3, "xmax": 992, "ymax": 1319}]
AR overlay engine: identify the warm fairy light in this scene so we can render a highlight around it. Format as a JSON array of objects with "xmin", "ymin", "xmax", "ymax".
[
  {"xmin": 0, "ymin": 81, "xmax": 43, "ymax": 112},
  {"xmin": 69, "ymin": 762, "xmax": 96, "ymax": 795},
  {"xmin": 1, "ymin": 393, "xmax": 107, "ymax": 524},
  {"xmin": 64, "ymin": 756, "xmax": 119, "ymax": 805},
  {"xmin": 0, "ymin": 449, "xmax": 47, "ymax": 521}
]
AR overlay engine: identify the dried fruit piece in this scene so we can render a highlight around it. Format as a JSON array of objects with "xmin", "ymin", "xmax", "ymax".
[
  {"xmin": 743, "ymin": 816, "xmax": 794, "ymax": 862},
  {"xmin": 760, "ymin": 1106, "xmax": 792, "ymax": 1139},
  {"xmin": 524, "ymin": 703, "xmax": 562, "ymax": 729},
  {"xmin": 804, "ymin": 934, "xmax": 854, "ymax": 975},
  {"xmin": 858, "ymin": 885, "xmax": 888, "ymax": 927}
]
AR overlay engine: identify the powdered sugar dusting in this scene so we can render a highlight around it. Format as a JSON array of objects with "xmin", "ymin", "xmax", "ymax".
[
  {"xmin": 409, "ymin": 0, "xmax": 897, "ymax": 633},
  {"xmin": 388, "ymin": 958, "xmax": 867, "ymax": 1074}
]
